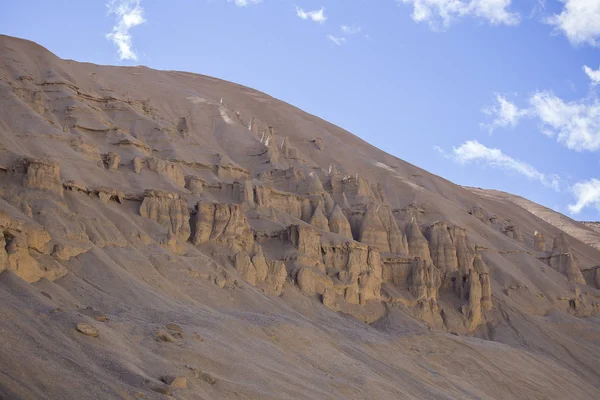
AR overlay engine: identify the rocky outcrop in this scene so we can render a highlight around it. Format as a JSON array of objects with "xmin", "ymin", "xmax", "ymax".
[
  {"xmin": 23, "ymin": 158, "xmax": 63, "ymax": 196},
  {"xmin": 328, "ymin": 205, "xmax": 352, "ymax": 238},
  {"xmin": 358, "ymin": 204, "xmax": 389, "ymax": 252},
  {"xmin": 461, "ymin": 254, "xmax": 492, "ymax": 329},
  {"xmin": 192, "ymin": 202, "xmax": 254, "ymax": 252},
  {"xmin": 450, "ymin": 226, "xmax": 474, "ymax": 276},
  {"xmin": 234, "ymin": 178, "xmax": 254, "ymax": 206},
  {"xmin": 505, "ymin": 224, "xmax": 524, "ymax": 243},
  {"xmin": 288, "ymin": 225, "xmax": 321, "ymax": 261},
  {"xmin": 297, "ymin": 266, "xmax": 333, "ymax": 297},
  {"xmin": 139, "ymin": 190, "xmax": 191, "ymax": 241},
  {"xmin": 406, "ymin": 220, "xmax": 431, "ymax": 262},
  {"xmin": 254, "ymin": 185, "xmax": 304, "ymax": 220},
  {"xmin": 147, "ymin": 158, "xmax": 185, "ymax": 188},
  {"xmin": 104, "ymin": 152, "xmax": 120, "ymax": 171},
  {"xmin": 132, "ymin": 156, "xmax": 144, "ymax": 173},
  {"xmin": 309, "ymin": 206, "xmax": 330, "ymax": 232},
  {"xmin": 427, "ymin": 221, "xmax": 458, "ymax": 275},
  {"xmin": 534, "ymin": 231, "xmax": 546, "ymax": 252},
  {"xmin": 378, "ymin": 205, "xmax": 408, "ymax": 255},
  {"xmin": 473, "ymin": 254, "xmax": 492, "ymax": 311},
  {"xmin": 409, "ymin": 258, "xmax": 441, "ymax": 304},
  {"xmin": 320, "ymin": 241, "xmax": 382, "ymax": 305},
  {"xmin": 0, "ymin": 212, "xmax": 64, "ymax": 283},
  {"xmin": 548, "ymin": 234, "xmax": 585, "ymax": 284}
]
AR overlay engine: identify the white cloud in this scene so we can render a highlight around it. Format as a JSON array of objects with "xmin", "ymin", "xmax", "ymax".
[
  {"xmin": 327, "ymin": 35, "xmax": 347, "ymax": 45},
  {"xmin": 449, "ymin": 140, "xmax": 561, "ymax": 190},
  {"xmin": 546, "ymin": 0, "xmax": 600, "ymax": 46},
  {"xmin": 400, "ymin": 0, "xmax": 520, "ymax": 29},
  {"xmin": 568, "ymin": 178, "xmax": 600, "ymax": 214},
  {"xmin": 228, "ymin": 0, "xmax": 261, "ymax": 6},
  {"xmin": 529, "ymin": 91, "xmax": 600, "ymax": 152},
  {"xmin": 482, "ymin": 94, "xmax": 530, "ymax": 132},
  {"xmin": 481, "ymin": 89, "xmax": 600, "ymax": 152},
  {"xmin": 341, "ymin": 24, "xmax": 362, "ymax": 34},
  {"xmin": 106, "ymin": 0, "xmax": 145, "ymax": 61},
  {"xmin": 296, "ymin": 6, "xmax": 327, "ymax": 23},
  {"xmin": 583, "ymin": 65, "xmax": 600, "ymax": 86}
]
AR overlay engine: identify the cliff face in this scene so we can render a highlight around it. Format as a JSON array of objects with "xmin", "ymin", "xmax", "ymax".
[{"xmin": 1, "ymin": 35, "xmax": 600, "ymax": 400}]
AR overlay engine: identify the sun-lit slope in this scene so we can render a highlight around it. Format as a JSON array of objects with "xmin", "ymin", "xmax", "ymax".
[{"xmin": 1, "ymin": 34, "xmax": 600, "ymax": 399}]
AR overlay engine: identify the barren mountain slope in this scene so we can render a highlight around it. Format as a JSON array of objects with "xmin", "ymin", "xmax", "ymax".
[
  {"xmin": 1, "ymin": 34, "xmax": 600, "ymax": 400},
  {"xmin": 467, "ymin": 187, "xmax": 600, "ymax": 252}
]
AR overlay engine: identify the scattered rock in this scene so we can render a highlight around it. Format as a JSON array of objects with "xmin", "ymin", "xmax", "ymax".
[
  {"xmin": 161, "ymin": 375, "xmax": 187, "ymax": 389},
  {"xmin": 156, "ymin": 329, "xmax": 175, "ymax": 342},
  {"xmin": 76, "ymin": 323, "xmax": 99, "ymax": 337},
  {"xmin": 150, "ymin": 384, "xmax": 173, "ymax": 396},
  {"xmin": 165, "ymin": 323, "xmax": 183, "ymax": 333}
]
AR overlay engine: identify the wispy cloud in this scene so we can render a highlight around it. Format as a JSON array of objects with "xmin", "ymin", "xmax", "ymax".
[
  {"xmin": 546, "ymin": 0, "xmax": 600, "ymax": 46},
  {"xmin": 530, "ymin": 91, "xmax": 600, "ymax": 152},
  {"xmin": 481, "ymin": 94, "xmax": 531, "ymax": 132},
  {"xmin": 228, "ymin": 0, "xmax": 261, "ymax": 6},
  {"xmin": 341, "ymin": 24, "xmax": 362, "ymax": 34},
  {"xmin": 569, "ymin": 178, "xmax": 600, "ymax": 214},
  {"xmin": 583, "ymin": 65, "xmax": 600, "ymax": 86},
  {"xmin": 106, "ymin": 0, "xmax": 145, "ymax": 61},
  {"xmin": 296, "ymin": 6, "xmax": 327, "ymax": 23},
  {"xmin": 482, "ymin": 86, "xmax": 600, "ymax": 152},
  {"xmin": 327, "ymin": 34, "xmax": 346, "ymax": 45},
  {"xmin": 399, "ymin": 0, "xmax": 520, "ymax": 29},
  {"xmin": 443, "ymin": 140, "xmax": 561, "ymax": 190}
]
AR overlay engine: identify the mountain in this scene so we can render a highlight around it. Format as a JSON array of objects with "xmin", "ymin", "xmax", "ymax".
[{"xmin": 1, "ymin": 34, "xmax": 599, "ymax": 399}]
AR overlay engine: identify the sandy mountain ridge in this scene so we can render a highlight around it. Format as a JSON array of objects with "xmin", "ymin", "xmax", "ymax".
[{"xmin": 0, "ymin": 34, "xmax": 600, "ymax": 399}]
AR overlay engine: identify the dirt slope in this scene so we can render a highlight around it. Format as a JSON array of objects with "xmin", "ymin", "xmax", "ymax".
[{"xmin": 1, "ymin": 34, "xmax": 600, "ymax": 399}]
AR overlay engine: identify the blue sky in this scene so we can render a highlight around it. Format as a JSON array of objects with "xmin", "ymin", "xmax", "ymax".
[{"xmin": 2, "ymin": 0, "xmax": 600, "ymax": 220}]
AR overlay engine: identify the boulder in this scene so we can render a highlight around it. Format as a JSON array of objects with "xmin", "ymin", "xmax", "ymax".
[{"xmin": 76, "ymin": 323, "xmax": 99, "ymax": 337}]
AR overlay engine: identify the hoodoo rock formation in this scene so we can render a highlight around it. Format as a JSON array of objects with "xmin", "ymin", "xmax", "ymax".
[{"xmin": 1, "ymin": 35, "xmax": 600, "ymax": 399}]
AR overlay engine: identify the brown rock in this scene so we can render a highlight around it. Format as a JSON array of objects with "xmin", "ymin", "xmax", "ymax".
[
  {"xmin": 132, "ymin": 156, "xmax": 144, "ymax": 173},
  {"xmin": 166, "ymin": 323, "xmax": 183, "ymax": 333},
  {"xmin": 288, "ymin": 225, "xmax": 321, "ymax": 261},
  {"xmin": 359, "ymin": 204, "xmax": 389, "ymax": 252},
  {"xmin": 297, "ymin": 267, "xmax": 333, "ymax": 296},
  {"xmin": 534, "ymin": 231, "xmax": 546, "ymax": 252},
  {"xmin": 161, "ymin": 375, "xmax": 187, "ymax": 389},
  {"xmin": 192, "ymin": 202, "xmax": 254, "ymax": 251},
  {"xmin": 309, "ymin": 206, "xmax": 330, "ymax": 232},
  {"xmin": 139, "ymin": 191, "xmax": 191, "ymax": 241},
  {"xmin": 406, "ymin": 220, "xmax": 431, "ymax": 262},
  {"xmin": 328, "ymin": 205, "xmax": 352, "ymax": 238},
  {"xmin": 104, "ymin": 152, "xmax": 120, "ymax": 171},
  {"xmin": 23, "ymin": 158, "xmax": 63, "ymax": 196},
  {"xmin": 147, "ymin": 158, "xmax": 185, "ymax": 187},
  {"xmin": 427, "ymin": 221, "xmax": 458, "ymax": 275},
  {"xmin": 76, "ymin": 323, "xmax": 99, "ymax": 337},
  {"xmin": 548, "ymin": 234, "xmax": 585, "ymax": 284}
]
